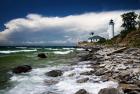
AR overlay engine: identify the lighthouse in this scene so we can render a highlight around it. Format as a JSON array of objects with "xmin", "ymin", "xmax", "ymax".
[{"xmin": 108, "ymin": 19, "xmax": 115, "ymax": 39}]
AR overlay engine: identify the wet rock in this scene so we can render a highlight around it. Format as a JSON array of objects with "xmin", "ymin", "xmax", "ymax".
[
  {"xmin": 80, "ymin": 53, "xmax": 94, "ymax": 61},
  {"xmin": 12, "ymin": 65, "xmax": 32, "ymax": 74},
  {"xmin": 80, "ymin": 70, "xmax": 95, "ymax": 75},
  {"xmin": 98, "ymin": 88, "xmax": 124, "ymax": 94},
  {"xmin": 38, "ymin": 53, "xmax": 47, "ymax": 58},
  {"xmin": 46, "ymin": 70, "xmax": 62, "ymax": 77},
  {"xmin": 75, "ymin": 89, "xmax": 89, "ymax": 94},
  {"xmin": 44, "ymin": 80, "xmax": 58, "ymax": 85},
  {"xmin": 76, "ymin": 77, "xmax": 89, "ymax": 83},
  {"xmin": 67, "ymin": 73, "xmax": 76, "ymax": 77}
]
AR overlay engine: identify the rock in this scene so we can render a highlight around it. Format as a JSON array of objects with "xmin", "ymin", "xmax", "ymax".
[
  {"xmin": 80, "ymin": 53, "xmax": 94, "ymax": 61},
  {"xmin": 44, "ymin": 80, "xmax": 58, "ymax": 85},
  {"xmin": 101, "ymin": 75, "xmax": 109, "ymax": 82},
  {"xmin": 76, "ymin": 77, "xmax": 89, "ymax": 83},
  {"xmin": 127, "ymin": 91, "xmax": 140, "ymax": 94},
  {"xmin": 118, "ymin": 70, "xmax": 133, "ymax": 84},
  {"xmin": 46, "ymin": 70, "xmax": 62, "ymax": 77},
  {"xmin": 80, "ymin": 70, "xmax": 95, "ymax": 75},
  {"xmin": 67, "ymin": 73, "xmax": 76, "ymax": 77},
  {"xmin": 95, "ymin": 68, "xmax": 107, "ymax": 76},
  {"xmin": 119, "ymin": 84, "xmax": 140, "ymax": 94},
  {"xmin": 98, "ymin": 88, "xmax": 124, "ymax": 94},
  {"xmin": 116, "ymin": 64, "xmax": 127, "ymax": 70},
  {"xmin": 89, "ymin": 48, "xmax": 101, "ymax": 53},
  {"xmin": 75, "ymin": 89, "xmax": 89, "ymax": 94},
  {"xmin": 134, "ymin": 80, "xmax": 140, "ymax": 87},
  {"xmin": 38, "ymin": 53, "xmax": 47, "ymax": 58},
  {"xmin": 12, "ymin": 65, "xmax": 32, "ymax": 74}
]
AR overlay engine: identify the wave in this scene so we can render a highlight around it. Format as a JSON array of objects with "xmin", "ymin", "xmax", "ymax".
[
  {"xmin": 53, "ymin": 50, "xmax": 73, "ymax": 55},
  {"xmin": 62, "ymin": 48, "xmax": 75, "ymax": 50},
  {"xmin": 76, "ymin": 48, "xmax": 85, "ymax": 51},
  {"xmin": 45, "ymin": 48, "xmax": 60, "ymax": 51},
  {"xmin": 5, "ymin": 62, "xmax": 118, "ymax": 94},
  {"xmin": 0, "ymin": 49, "xmax": 37, "ymax": 54}
]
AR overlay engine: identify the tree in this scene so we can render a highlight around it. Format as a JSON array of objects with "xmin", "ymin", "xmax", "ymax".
[
  {"xmin": 121, "ymin": 12, "xmax": 138, "ymax": 31},
  {"xmin": 89, "ymin": 32, "xmax": 94, "ymax": 42},
  {"xmin": 90, "ymin": 32, "xmax": 94, "ymax": 36},
  {"xmin": 138, "ymin": 14, "xmax": 140, "ymax": 29}
]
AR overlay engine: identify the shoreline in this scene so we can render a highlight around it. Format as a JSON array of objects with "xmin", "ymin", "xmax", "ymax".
[
  {"xmin": 0, "ymin": 46, "xmax": 140, "ymax": 94},
  {"xmin": 76, "ymin": 46, "xmax": 140, "ymax": 94}
]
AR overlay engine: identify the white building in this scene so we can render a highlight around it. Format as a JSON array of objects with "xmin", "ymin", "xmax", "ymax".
[{"xmin": 108, "ymin": 19, "xmax": 115, "ymax": 39}]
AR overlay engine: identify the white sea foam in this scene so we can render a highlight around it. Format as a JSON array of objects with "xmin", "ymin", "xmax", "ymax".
[
  {"xmin": 5, "ymin": 61, "xmax": 118, "ymax": 94},
  {"xmin": 45, "ymin": 48, "xmax": 60, "ymax": 51},
  {"xmin": 76, "ymin": 48, "xmax": 85, "ymax": 51},
  {"xmin": 56, "ymin": 80, "xmax": 118, "ymax": 94},
  {"xmin": 0, "ymin": 49, "xmax": 37, "ymax": 54},
  {"xmin": 62, "ymin": 48, "xmax": 75, "ymax": 50},
  {"xmin": 53, "ymin": 50, "xmax": 73, "ymax": 55}
]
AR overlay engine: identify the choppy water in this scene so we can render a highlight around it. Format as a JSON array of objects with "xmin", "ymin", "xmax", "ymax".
[{"xmin": 0, "ymin": 46, "xmax": 118, "ymax": 94}]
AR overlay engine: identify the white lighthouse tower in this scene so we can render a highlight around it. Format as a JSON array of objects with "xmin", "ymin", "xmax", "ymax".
[{"xmin": 108, "ymin": 19, "xmax": 115, "ymax": 39}]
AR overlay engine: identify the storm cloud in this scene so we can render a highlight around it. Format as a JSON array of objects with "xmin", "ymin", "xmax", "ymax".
[{"xmin": 0, "ymin": 10, "xmax": 139, "ymax": 46}]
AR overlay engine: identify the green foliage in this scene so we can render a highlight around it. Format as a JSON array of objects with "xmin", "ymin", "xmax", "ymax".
[
  {"xmin": 97, "ymin": 38, "xmax": 106, "ymax": 44},
  {"xmin": 121, "ymin": 12, "xmax": 138, "ymax": 30},
  {"xmin": 138, "ymin": 14, "xmax": 140, "ymax": 29},
  {"xmin": 120, "ymin": 30, "xmax": 131, "ymax": 38}
]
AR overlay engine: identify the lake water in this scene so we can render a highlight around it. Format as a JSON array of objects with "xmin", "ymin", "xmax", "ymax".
[{"xmin": 0, "ymin": 46, "xmax": 118, "ymax": 94}]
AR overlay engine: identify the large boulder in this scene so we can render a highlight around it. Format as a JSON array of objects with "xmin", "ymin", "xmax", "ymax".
[
  {"xmin": 12, "ymin": 65, "xmax": 32, "ymax": 74},
  {"xmin": 46, "ymin": 70, "xmax": 63, "ymax": 77},
  {"xmin": 98, "ymin": 88, "xmax": 124, "ymax": 94},
  {"xmin": 75, "ymin": 89, "xmax": 89, "ymax": 94},
  {"xmin": 38, "ymin": 53, "xmax": 47, "ymax": 58}
]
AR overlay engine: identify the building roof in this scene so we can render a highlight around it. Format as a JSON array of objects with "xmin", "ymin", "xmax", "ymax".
[{"xmin": 88, "ymin": 35, "xmax": 104, "ymax": 40}]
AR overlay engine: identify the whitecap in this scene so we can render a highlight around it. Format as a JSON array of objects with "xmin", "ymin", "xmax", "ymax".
[
  {"xmin": 0, "ymin": 49, "xmax": 37, "ymax": 54},
  {"xmin": 5, "ymin": 62, "xmax": 118, "ymax": 94},
  {"xmin": 53, "ymin": 50, "xmax": 73, "ymax": 55}
]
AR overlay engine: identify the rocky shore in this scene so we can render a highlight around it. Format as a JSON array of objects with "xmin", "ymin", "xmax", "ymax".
[
  {"xmin": 77, "ymin": 46, "xmax": 140, "ymax": 94},
  {"xmin": 9, "ymin": 47, "xmax": 140, "ymax": 94}
]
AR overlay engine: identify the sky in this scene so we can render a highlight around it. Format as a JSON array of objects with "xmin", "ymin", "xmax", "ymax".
[{"xmin": 0, "ymin": 0, "xmax": 140, "ymax": 46}]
